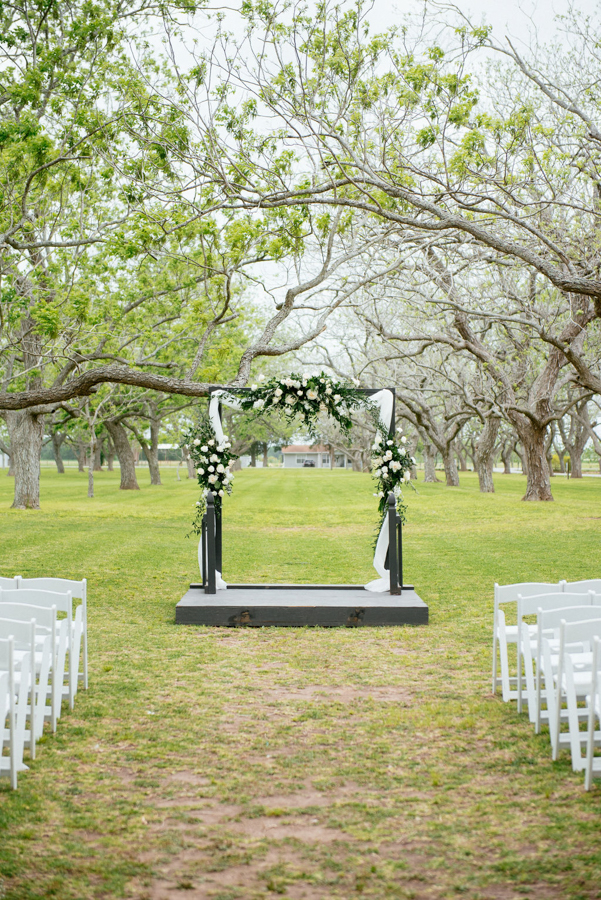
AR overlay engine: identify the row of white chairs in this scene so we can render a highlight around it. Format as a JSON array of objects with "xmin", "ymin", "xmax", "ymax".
[
  {"xmin": 0, "ymin": 575, "xmax": 88, "ymax": 788},
  {"xmin": 492, "ymin": 579, "xmax": 601, "ymax": 789}
]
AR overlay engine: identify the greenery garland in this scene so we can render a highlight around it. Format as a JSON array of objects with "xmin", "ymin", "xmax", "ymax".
[
  {"xmin": 234, "ymin": 371, "xmax": 369, "ymax": 438},
  {"xmin": 183, "ymin": 372, "xmax": 415, "ymax": 537}
]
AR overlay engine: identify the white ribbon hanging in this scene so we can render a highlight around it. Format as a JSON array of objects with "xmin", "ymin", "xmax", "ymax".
[
  {"xmin": 364, "ymin": 389, "xmax": 395, "ymax": 593},
  {"xmin": 197, "ymin": 390, "xmax": 242, "ymax": 590}
]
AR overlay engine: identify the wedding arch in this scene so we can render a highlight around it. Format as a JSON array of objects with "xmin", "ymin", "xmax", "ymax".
[{"xmin": 180, "ymin": 372, "xmax": 419, "ymax": 606}]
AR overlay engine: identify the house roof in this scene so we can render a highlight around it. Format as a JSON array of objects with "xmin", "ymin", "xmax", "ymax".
[{"xmin": 281, "ymin": 444, "xmax": 330, "ymax": 453}]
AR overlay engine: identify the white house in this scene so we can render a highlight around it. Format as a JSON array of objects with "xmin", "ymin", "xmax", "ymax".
[{"xmin": 281, "ymin": 444, "xmax": 352, "ymax": 469}]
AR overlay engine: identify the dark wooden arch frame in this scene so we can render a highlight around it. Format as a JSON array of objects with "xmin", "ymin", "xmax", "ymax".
[{"xmin": 199, "ymin": 386, "xmax": 406, "ymax": 596}]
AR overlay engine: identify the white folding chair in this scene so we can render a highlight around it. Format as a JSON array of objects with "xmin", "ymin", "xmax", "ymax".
[
  {"xmin": 0, "ymin": 614, "xmax": 53, "ymax": 746},
  {"xmin": 516, "ymin": 591, "xmax": 596, "ymax": 713},
  {"xmin": 0, "ymin": 588, "xmax": 73, "ymax": 714},
  {"xmin": 549, "ymin": 618, "xmax": 601, "ymax": 769},
  {"xmin": 584, "ymin": 637, "xmax": 601, "ymax": 790},
  {"xmin": 493, "ymin": 582, "xmax": 562, "ymax": 701},
  {"xmin": 0, "ymin": 636, "xmax": 31, "ymax": 789},
  {"xmin": 18, "ymin": 577, "xmax": 88, "ymax": 690},
  {"xmin": 0, "ymin": 617, "xmax": 37, "ymax": 759},
  {"xmin": 533, "ymin": 604, "xmax": 598, "ymax": 732}
]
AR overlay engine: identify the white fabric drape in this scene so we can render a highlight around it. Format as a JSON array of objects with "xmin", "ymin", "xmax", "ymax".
[
  {"xmin": 197, "ymin": 391, "xmax": 242, "ymax": 590},
  {"xmin": 364, "ymin": 389, "xmax": 395, "ymax": 593}
]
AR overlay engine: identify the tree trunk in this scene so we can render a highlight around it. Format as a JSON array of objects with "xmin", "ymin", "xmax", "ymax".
[
  {"xmin": 107, "ymin": 446, "xmax": 115, "ymax": 471},
  {"xmin": 94, "ymin": 442, "xmax": 103, "ymax": 471},
  {"xmin": 456, "ymin": 447, "xmax": 468, "ymax": 472},
  {"xmin": 250, "ymin": 445, "xmax": 256, "ymax": 467},
  {"xmin": 262, "ymin": 443, "xmax": 269, "ymax": 468},
  {"xmin": 105, "ymin": 420, "xmax": 140, "ymax": 490},
  {"xmin": 76, "ymin": 440, "xmax": 86, "ymax": 473},
  {"xmin": 500, "ymin": 444, "xmax": 513, "ymax": 474},
  {"xmin": 88, "ymin": 434, "xmax": 96, "ymax": 498},
  {"xmin": 474, "ymin": 417, "xmax": 500, "ymax": 493},
  {"xmin": 51, "ymin": 431, "xmax": 65, "ymax": 474},
  {"xmin": 423, "ymin": 444, "xmax": 440, "ymax": 483},
  {"xmin": 512, "ymin": 419, "xmax": 553, "ymax": 501},
  {"xmin": 4, "ymin": 410, "xmax": 44, "ymax": 509},
  {"xmin": 182, "ymin": 445, "xmax": 195, "ymax": 478},
  {"xmin": 442, "ymin": 444, "xmax": 460, "ymax": 487},
  {"xmin": 142, "ymin": 417, "xmax": 162, "ymax": 485}
]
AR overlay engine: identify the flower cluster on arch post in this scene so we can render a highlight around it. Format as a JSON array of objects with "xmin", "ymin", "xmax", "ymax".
[
  {"xmin": 371, "ymin": 423, "xmax": 416, "ymax": 527},
  {"xmin": 181, "ymin": 417, "xmax": 238, "ymax": 534}
]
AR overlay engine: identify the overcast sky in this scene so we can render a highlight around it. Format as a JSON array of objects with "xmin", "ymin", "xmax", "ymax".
[{"xmin": 366, "ymin": 0, "xmax": 597, "ymax": 44}]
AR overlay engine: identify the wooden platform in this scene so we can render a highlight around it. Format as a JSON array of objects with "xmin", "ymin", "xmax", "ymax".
[{"xmin": 176, "ymin": 584, "xmax": 428, "ymax": 627}]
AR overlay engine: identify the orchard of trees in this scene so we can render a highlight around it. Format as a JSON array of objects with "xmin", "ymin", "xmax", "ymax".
[{"xmin": 2, "ymin": 0, "xmax": 601, "ymax": 508}]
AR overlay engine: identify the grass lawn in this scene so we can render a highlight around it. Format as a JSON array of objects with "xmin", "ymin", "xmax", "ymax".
[{"xmin": 0, "ymin": 466, "xmax": 600, "ymax": 900}]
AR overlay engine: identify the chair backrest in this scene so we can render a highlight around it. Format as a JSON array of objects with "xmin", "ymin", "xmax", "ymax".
[
  {"xmin": 495, "ymin": 582, "xmax": 561, "ymax": 605},
  {"xmin": 518, "ymin": 591, "xmax": 595, "ymax": 617},
  {"xmin": 0, "ymin": 576, "xmax": 19, "ymax": 590},
  {"xmin": 538, "ymin": 605, "xmax": 601, "ymax": 634},
  {"xmin": 0, "ymin": 602, "xmax": 56, "ymax": 631},
  {"xmin": 562, "ymin": 579, "xmax": 601, "ymax": 594},
  {"xmin": 0, "ymin": 617, "xmax": 35, "ymax": 650},
  {"xmin": 561, "ymin": 617, "xmax": 601, "ymax": 650},
  {"xmin": 0, "ymin": 587, "xmax": 72, "ymax": 615},
  {"xmin": 17, "ymin": 577, "xmax": 85, "ymax": 600}
]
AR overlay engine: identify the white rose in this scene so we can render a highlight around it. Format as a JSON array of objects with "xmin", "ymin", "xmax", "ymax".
[
  {"xmin": 375, "ymin": 468, "xmax": 381, "ymax": 476},
  {"xmin": 297, "ymin": 390, "xmax": 303, "ymax": 396},
  {"xmin": 387, "ymin": 440, "xmax": 393, "ymax": 446},
  {"xmin": 208, "ymin": 465, "xmax": 215, "ymax": 472},
  {"xmin": 272, "ymin": 396, "xmax": 281, "ymax": 404},
  {"xmin": 218, "ymin": 489, "xmax": 224, "ymax": 497},
  {"xmin": 285, "ymin": 378, "xmax": 293, "ymax": 387},
  {"xmin": 258, "ymin": 374, "xmax": 266, "ymax": 381},
  {"xmin": 307, "ymin": 389, "xmax": 318, "ymax": 400},
  {"xmin": 374, "ymin": 456, "xmax": 383, "ymax": 465},
  {"xmin": 253, "ymin": 398, "xmax": 265, "ymax": 409},
  {"xmin": 403, "ymin": 470, "xmax": 411, "ymax": 482},
  {"xmin": 320, "ymin": 402, "xmax": 327, "ymax": 411},
  {"xmin": 208, "ymin": 439, "xmax": 214, "ymax": 445},
  {"xmin": 251, "ymin": 384, "xmax": 258, "ymax": 390},
  {"xmin": 334, "ymin": 394, "xmax": 341, "ymax": 401},
  {"xmin": 385, "ymin": 450, "xmax": 393, "ymax": 460},
  {"xmin": 222, "ymin": 476, "xmax": 229, "ymax": 484},
  {"xmin": 201, "ymin": 445, "xmax": 208, "ymax": 452},
  {"xmin": 216, "ymin": 464, "xmax": 225, "ymax": 473},
  {"xmin": 274, "ymin": 387, "xmax": 283, "ymax": 397},
  {"xmin": 352, "ymin": 378, "xmax": 360, "ymax": 386},
  {"xmin": 193, "ymin": 439, "xmax": 200, "ymax": 446},
  {"xmin": 320, "ymin": 377, "xmax": 326, "ymax": 383},
  {"xmin": 208, "ymin": 474, "xmax": 217, "ymax": 484},
  {"xmin": 326, "ymin": 387, "xmax": 333, "ymax": 395},
  {"xmin": 210, "ymin": 454, "xmax": 219, "ymax": 462},
  {"xmin": 197, "ymin": 467, "xmax": 204, "ymax": 475},
  {"xmin": 382, "ymin": 465, "xmax": 388, "ymax": 473},
  {"xmin": 401, "ymin": 436, "xmax": 407, "ymax": 444},
  {"xmin": 286, "ymin": 396, "xmax": 296, "ymax": 405},
  {"xmin": 378, "ymin": 490, "xmax": 385, "ymax": 498}
]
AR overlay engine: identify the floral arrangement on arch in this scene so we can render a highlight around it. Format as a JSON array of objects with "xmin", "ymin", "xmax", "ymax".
[
  {"xmin": 233, "ymin": 371, "xmax": 368, "ymax": 439},
  {"xmin": 181, "ymin": 418, "xmax": 238, "ymax": 534},
  {"xmin": 371, "ymin": 423, "xmax": 416, "ymax": 527}
]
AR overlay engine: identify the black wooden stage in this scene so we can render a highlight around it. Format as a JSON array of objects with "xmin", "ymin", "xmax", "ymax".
[{"xmin": 176, "ymin": 584, "xmax": 428, "ymax": 627}]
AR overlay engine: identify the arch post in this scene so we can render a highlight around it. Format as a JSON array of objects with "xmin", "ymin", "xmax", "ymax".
[{"xmin": 387, "ymin": 491, "xmax": 402, "ymax": 595}]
